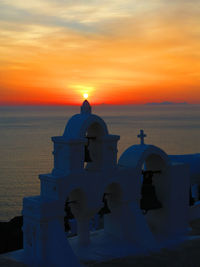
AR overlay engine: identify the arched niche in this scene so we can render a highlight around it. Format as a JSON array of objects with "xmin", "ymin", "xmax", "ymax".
[
  {"xmin": 60, "ymin": 107, "xmax": 119, "ymax": 172},
  {"xmin": 84, "ymin": 122, "xmax": 106, "ymax": 171},
  {"xmin": 98, "ymin": 182, "xmax": 123, "ymax": 218},
  {"xmin": 118, "ymin": 144, "xmax": 171, "ymax": 235},
  {"xmin": 138, "ymin": 152, "xmax": 171, "ymax": 235},
  {"xmin": 104, "ymin": 182, "xmax": 123, "ymax": 211},
  {"xmin": 141, "ymin": 153, "xmax": 167, "ymax": 209},
  {"xmin": 65, "ymin": 188, "xmax": 87, "ymax": 220},
  {"xmin": 63, "ymin": 188, "xmax": 93, "ymax": 246}
]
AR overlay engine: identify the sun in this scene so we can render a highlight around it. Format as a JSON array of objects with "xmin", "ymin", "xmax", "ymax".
[
  {"xmin": 83, "ymin": 93, "xmax": 88, "ymax": 99},
  {"xmin": 68, "ymin": 84, "xmax": 93, "ymax": 103}
]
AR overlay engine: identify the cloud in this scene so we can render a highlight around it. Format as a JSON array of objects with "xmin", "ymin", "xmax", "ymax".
[
  {"xmin": 1, "ymin": 0, "xmax": 199, "ymax": 36},
  {"xmin": 0, "ymin": 0, "xmax": 199, "ymax": 104}
]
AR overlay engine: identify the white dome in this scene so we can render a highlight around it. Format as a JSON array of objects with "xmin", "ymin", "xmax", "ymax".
[{"xmin": 63, "ymin": 100, "xmax": 108, "ymax": 139}]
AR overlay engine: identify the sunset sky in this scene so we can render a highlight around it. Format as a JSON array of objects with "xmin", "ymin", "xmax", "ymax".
[{"xmin": 0, "ymin": 0, "xmax": 200, "ymax": 105}]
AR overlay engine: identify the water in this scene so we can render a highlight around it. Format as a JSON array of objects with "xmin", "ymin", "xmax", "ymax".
[{"xmin": 0, "ymin": 104, "xmax": 200, "ymax": 221}]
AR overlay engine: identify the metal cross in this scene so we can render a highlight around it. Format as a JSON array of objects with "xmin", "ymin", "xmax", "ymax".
[{"xmin": 137, "ymin": 129, "xmax": 147, "ymax": 145}]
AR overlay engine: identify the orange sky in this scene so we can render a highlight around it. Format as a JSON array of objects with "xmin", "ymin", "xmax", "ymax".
[{"xmin": 0, "ymin": 0, "xmax": 200, "ymax": 105}]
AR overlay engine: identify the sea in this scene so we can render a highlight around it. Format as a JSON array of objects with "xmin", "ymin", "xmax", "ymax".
[{"xmin": 0, "ymin": 104, "xmax": 200, "ymax": 221}]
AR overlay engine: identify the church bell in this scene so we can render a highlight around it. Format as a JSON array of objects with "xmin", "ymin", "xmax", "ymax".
[
  {"xmin": 84, "ymin": 136, "xmax": 96, "ymax": 162},
  {"xmin": 189, "ymin": 187, "xmax": 195, "ymax": 206},
  {"xmin": 98, "ymin": 193, "xmax": 111, "ymax": 217},
  {"xmin": 140, "ymin": 184, "xmax": 162, "ymax": 213},
  {"xmin": 140, "ymin": 170, "xmax": 162, "ymax": 214},
  {"xmin": 84, "ymin": 144, "xmax": 92, "ymax": 162}
]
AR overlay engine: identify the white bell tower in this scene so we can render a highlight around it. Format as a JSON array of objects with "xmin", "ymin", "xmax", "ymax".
[{"xmin": 51, "ymin": 100, "xmax": 120, "ymax": 176}]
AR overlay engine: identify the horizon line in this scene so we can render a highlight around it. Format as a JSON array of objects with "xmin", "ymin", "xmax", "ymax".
[{"xmin": 0, "ymin": 101, "xmax": 199, "ymax": 107}]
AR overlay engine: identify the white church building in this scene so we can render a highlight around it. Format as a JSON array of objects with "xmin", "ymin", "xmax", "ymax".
[{"xmin": 22, "ymin": 100, "xmax": 200, "ymax": 267}]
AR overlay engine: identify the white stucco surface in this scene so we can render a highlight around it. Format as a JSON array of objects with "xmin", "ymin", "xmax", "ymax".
[{"xmin": 21, "ymin": 100, "xmax": 200, "ymax": 266}]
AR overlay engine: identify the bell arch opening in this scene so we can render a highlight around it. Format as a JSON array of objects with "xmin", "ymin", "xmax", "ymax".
[
  {"xmin": 64, "ymin": 189, "xmax": 87, "ymax": 238},
  {"xmin": 103, "ymin": 183, "xmax": 123, "ymax": 212},
  {"xmin": 140, "ymin": 153, "xmax": 167, "ymax": 215},
  {"xmin": 63, "ymin": 188, "xmax": 102, "ymax": 245},
  {"xmin": 84, "ymin": 122, "xmax": 105, "ymax": 171},
  {"xmin": 190, "ymin": 185, "xmax": 197, "ymax": 206},
  {"xmin": 139, "ymin": 153, "xmax": 171, "ymax": 235}
]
